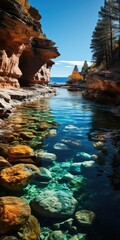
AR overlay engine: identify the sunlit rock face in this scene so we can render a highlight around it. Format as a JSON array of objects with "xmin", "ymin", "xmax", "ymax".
[
  {"xmin": 86, "ymin": 71, "xmax": 120, "ymax": 93},
  {"xmin": 83, "ymin": 71, "xmax": 120, "ymax": 104},
  {"xmin": 19, "ymin": 38, "xmax": 59, "ymax": 85},
  {"xmin": 0, "ymin": 0, "xmax": 59, "ymax": 88}
]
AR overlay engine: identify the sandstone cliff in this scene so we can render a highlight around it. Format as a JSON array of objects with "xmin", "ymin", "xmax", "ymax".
[
  {"xmin": 0, "ymin": 0, "xmax": 60, "ymax": 88},
  {"xmin": 82, "ymin": 71, "xmax": 120, "ymax": 105}
]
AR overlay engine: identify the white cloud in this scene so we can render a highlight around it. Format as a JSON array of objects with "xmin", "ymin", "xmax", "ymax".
[
  {"xmin": 56, "ymin": 60, "xmax": 92, "ymax": 67},
  {"xmin": 55, "ymin": 62, "xmax": 61, "ymax": 65},
  {"xmin": 64, "ymin": 65, "xmax": 74, "ymax": 68}
]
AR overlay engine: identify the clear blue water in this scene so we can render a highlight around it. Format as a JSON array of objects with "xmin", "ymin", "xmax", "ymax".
[
  {"xmin": 1, "ymin": 86, "xmax": 120, "ymax": 240},
  {"xmin": 43, "ymin": 88, "xmax": 120, "ymax": 240},
  {"xmin": 50, "ymin": 77, "xmax": 68, "ymax": 84}
]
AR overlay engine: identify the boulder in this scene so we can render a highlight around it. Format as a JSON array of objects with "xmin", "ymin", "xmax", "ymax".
[
  {"xmin": 30, "ymin": 190, "xmax": 77, "ymax": 218},
  {"xmin": 75, "ymin": 210, "xmax": 96, "ymax": 227},
  {"xmin": 0, "ymin": 163, "xmax": 40, "ymax": 190},
  {"xmin": 0, "ymin": 196, "xmax": 31, "ymax": 234},
  {"xmin": 7, "ymin": 145, "xmax": 34, "ymax": 158},
  {"xmin": 35, "ymin": 151, "xmax": 57, "ymax": 164}
]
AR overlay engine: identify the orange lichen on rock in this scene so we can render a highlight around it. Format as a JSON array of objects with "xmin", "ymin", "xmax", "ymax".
[
  {"xmin": 0, "ymin": 163, "xmax": 40, "ymax": 190},
  {"xmin": 3, "ymin": 205, "xmax": 21, "ymax": 224},
  {"xmin": 7, "ymin": 145, "xmax": 34, "ymax": 157},
  {"xmin": 69, "ymin": 71, "xmax": 83, "ymax": 80},
  {"xmin": 0, "ymin": 196, "xmax": 31, "ymax": 234}
]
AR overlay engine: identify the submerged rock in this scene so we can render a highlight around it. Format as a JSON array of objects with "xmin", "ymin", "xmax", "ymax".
[
  {"xmin": 35, "ymin": 151, "xmax": 57, "ymax": 164},
  {"xmin": 75, "ymin": 210, "xmax": 96, "ymax": 227},
  {"xmin": 48, "ymin": 230, "xmax": 64, "ymax": 240},
  {"xmin": 81, "ymin": 160, "xmax": 95, "ymax": 168},
  {"xmin": 65, "ymin": 125, "xmax": 80, "ymax": 130},
  {"xmin": 76, "ymin": 152, "xmax": 92, "ymax": 159},
  {"xmin": 0, "ymin": 196, "xmax": 31, "ymax": 234},
  {"xmin": 0, "ymin": 163, "xmax": 40, "ymax": 190},
  {"xmin": 70, "ymin": 234, "xmax": 86, "ymax": 240},
  {"xmin": 54, "ymin": 142, "xmax": 68, "ymax": 150},
  {"xmin": 30, "ymin": 190, "xmax": 78, "ymax": 218},
  {"xmin": 70, "ymin": 163, "xmax": 81, "ymax": 174},
  {"xmin": 31, "ymin": 167, "xmax": 52, "ymax": 183},
  {"xmin": 17, "ymin": 215, "xmax": 40, "ymax": 240},
  {"xmin": 61, "ymin": 173, "xmax": 74, "ymax": 182}
]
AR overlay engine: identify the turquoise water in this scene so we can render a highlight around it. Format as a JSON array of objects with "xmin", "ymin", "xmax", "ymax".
[
  {"xmin": 43, "ymin": 89, "xmax": 120, "ymax": 240},
  {"xmin": 1, "ymin": 87, "xmax": 120, "ymax": 239}
]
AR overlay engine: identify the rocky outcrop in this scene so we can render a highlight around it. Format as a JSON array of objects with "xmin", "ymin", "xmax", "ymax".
[
  {"xmin": 86, "ymin": 71, "xmax": 120, "ymax": 92},
  {"xmin": 82, "ymin": 71, "xmax": 120, "ymax": 105},
  {"xmin": 0, "ymin": 86, "xmax": 56, "ymax": 117},
  {"xmin": 0, "ymin": 0, "xmax": 59, "ymax": 88}
]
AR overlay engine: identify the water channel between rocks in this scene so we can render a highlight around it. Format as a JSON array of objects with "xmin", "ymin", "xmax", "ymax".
[{"xmin": 0, "ymin": 88, "xmax": 120, "ymax": 240}]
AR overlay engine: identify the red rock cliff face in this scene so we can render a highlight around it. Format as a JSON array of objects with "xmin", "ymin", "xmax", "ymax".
[
  {"xmin": 86, "ymin": 71, "xmax": 120, "ymax": 93},
  {"xmin": 82, "ymin": 71, "xmax": 120, "ymax": 105},
  {"xmin": 0, "ymin": 0, "xmax": 59, "ymax": 88}
]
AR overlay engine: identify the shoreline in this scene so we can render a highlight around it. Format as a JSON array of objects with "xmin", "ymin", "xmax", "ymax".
[{"xmin": 0, "ymin": 85, "xmax": 56, "ymax": 119}]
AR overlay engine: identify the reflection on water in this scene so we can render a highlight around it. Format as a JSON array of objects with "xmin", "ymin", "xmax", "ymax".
[{"xmin": 0, "ymin": 89, "xmax": 120, "ymax": 240}]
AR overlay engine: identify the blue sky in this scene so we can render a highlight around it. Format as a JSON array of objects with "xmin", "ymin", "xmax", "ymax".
[{"xmin": 29, "ymin": 0, "xmax": 104, "ymax": 77}]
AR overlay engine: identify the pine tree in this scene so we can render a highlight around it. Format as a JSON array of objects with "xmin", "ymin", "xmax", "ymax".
[
  {"xmin": 73, "ymin": 65, "xmax": 79, "ymax": 72},
  {"xmin": 90, "ymin": 0, "xmax": 116, "ymax": 69},
  {"xmin": 81, "ymin": 61, "xmax": 89, "ymax": 80}
]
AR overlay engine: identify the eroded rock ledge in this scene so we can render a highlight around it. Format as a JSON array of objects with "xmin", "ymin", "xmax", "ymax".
[
  {"xmin": 0, "ymin": 86, "xmax": 56, "ymax": 118},
  {"xmin": 82, "ymin": 71, "xmax": 120, "ymax": 105},
  {"xmin": 0, "ymin": 0, "xmax": 60, "ymax": 88}
]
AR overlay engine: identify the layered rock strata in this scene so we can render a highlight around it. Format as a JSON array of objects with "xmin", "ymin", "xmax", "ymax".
[
  {"xmin": 0, "ymin": 86, "xmax": 56, "ymax": 118},
  {"xmin": 82, "ymin": 71, "xmax": 120, "ymax": 105},
  {"xmin": 0, "ymin": 0, "xmax": 59, "ymax": 88}
]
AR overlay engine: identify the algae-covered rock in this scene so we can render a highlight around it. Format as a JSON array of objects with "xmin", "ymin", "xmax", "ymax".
[
  {"xmin": 31, "ymin": 167, "xmax": 52, "ymax": 183},
  {"xmin": 31, "ymin": 190, "xmax": 77, "ymax": 218},
  {"xmin": 37, "ymin": 122, "xmax": 51, "ymax": 131},
  {"xmin": 70, "ymin": 163, "xmax": 81, "ymax": 174},
  {"xmin": 70, "ymin": 234, "xmax": 86, "ymax": 240},
  {"xmin": 48, "ymin": 230, "xmax": 64, "ymax": 240},
  {"xmin": 75, "ymin": 210, "xmax": 96, "ymax": 227}
]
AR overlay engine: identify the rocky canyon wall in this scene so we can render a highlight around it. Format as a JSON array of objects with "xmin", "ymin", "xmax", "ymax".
[{"xmin": 0, "ymin": 0, "xmax": 59, "ymax": 88}]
